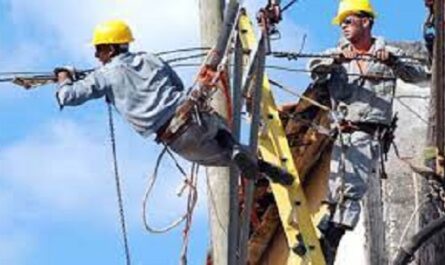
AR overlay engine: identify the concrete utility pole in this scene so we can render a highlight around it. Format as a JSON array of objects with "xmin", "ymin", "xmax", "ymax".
[
  {"xmin": 199, "ymin": 1, "xmax": 235, "ymax": 265},
  {"xmin": 419, "ymin": 0, "xmax": 445, "ymax": 263}
]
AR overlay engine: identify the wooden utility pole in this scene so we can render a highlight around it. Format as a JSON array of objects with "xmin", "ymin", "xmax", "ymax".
[
  {"xmin": 199, "ymin": 1, "xmax": 236, "ymax": 265},
  {"xmin": 419, "ymin": 0, "xmax": 445, "ymax": 264}
]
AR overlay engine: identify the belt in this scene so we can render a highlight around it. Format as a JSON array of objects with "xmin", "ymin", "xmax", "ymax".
[
  {"xmin": 354, "ymin": 122, "xmax": 388, "ymax": 135},
  {"xmin": 339, "ymin": 121, "xmax": 389, "ymax": 135},
  {"xmin": 155, "ymin": 114, "xmax": 192, "ymax": 144},
  {"xmin": 155, "ymin": 100, "xmax": 197, "ymax": 144},
  {"xmin": 155, "ymin": 90, "xmax": 213, "ymax": 144},
  {"xmin": 155, "ymin": 116, "xmax": 173, "ymax": 142}
]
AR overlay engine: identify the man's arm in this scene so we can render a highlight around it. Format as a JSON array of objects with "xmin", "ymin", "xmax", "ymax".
[
  {"xmin": 56, "ymin": 68, "xmax": 109, "ymax": 108},
  {"xmin": 307, "ymin": 48, "xmax": 340, "ymax": 84},
  {"xmin": 379, "ymin": 46, "xmax": 429, "ymax": 83}
]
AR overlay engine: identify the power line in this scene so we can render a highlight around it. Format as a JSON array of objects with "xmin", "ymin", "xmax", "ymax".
[
  {"xmin": 154, "ymin": 47, "xmax": 211, "ymax": 56},
  {"xmin": 281, "ymin": 0, "xmax": 299, "ymax": 13}
]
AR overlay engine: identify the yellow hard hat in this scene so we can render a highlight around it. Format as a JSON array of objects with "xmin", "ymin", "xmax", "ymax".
[
  {"xmin": 332, "ymin": 0, "xmax": 377, "ymax": 25},
  {"xmin": 92, "ymin": 19, "xmax": 134, "ymax": 45}
]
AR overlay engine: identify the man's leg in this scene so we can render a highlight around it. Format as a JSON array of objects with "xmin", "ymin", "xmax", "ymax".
[
  {"xmin": 318, "ymin": 214, "xmax": 347, "ymax": 265},
  {"xmin": 320, "ymin": 131, "xmax": 377, "ymax": 264},
  {"xmin": 213, "ymin": 128, "xmax": 258, "ymax": 179},
  {"xmin": 215, "ymin": 129, "xmax": 294, "ymax": 185},
  {"xmin": 168, "ymin": 112, "xmax": 293, "ymax": 185}
]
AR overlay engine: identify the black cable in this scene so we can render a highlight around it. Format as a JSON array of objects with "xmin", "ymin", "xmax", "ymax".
[
  {"xmin": 266, "ymin": 65, "xmax": 397, "ymax": 80},
  {"xmin": 393, "ymin": 216, "xmax": 445, "ymax": 265},
  {"xmin": 169, "ymin": 63, "xmax": 397, "ymax": 80},
  {"xmin": 107, "ymin": 102, "xmax": 132, "ymax": 265},
  {"xmin": 164, "ymin": 52, "xmax": 208, "ymax": 63},
  {"xmin": 0, "ymin": 71, "xmax": 54, "ymax": 76},
  {"xmin": 281, "ymin": 0, "xmax": 299, "ymax": 13},
  {"xmin": 154, "ymin": 47, "xmax": 211, "ymax": 56},
  {"xmin": 272, "ymin": 51, "xmax": 428, "ymax": 64}
]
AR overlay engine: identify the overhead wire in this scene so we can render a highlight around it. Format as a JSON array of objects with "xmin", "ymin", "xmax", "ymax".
[
  {"xmin": 0, "ymin": 48, "xmax": 208, "ymax": 85},
  {"xmin": 396, "ymin": 198, "xmax": 430, "ymax": 258},
  {"xmin": 164, "ymin": 52, "xmax": 208, "ymax": 64},
  {"xmin": 272, "ymin": 51, "xmax": 429, "ymax": 65},
  {"xmin": 4, "ymin": 50, "xmax": 425, "ymax": 85},
  {"xmin": 268, "ymin": 78, "xmax": 331, "ymax": 111},
  {"xmin": 154, "ymin": 47, "xmax": 211, "ymax": 56},
  {"xmin": 281, "ymin": 0, "xmax": 299, "ymax": 13},
  {"xmin": 170, "ymin": 63, "xmax": 398, "ymax": 81},
  {"xmin": 0, "ymin": 71, "xmax": 54, "ymax": 76},
  {"xmin": 394, "ymin": 97, "xmax": 429, "ymax": 124}
]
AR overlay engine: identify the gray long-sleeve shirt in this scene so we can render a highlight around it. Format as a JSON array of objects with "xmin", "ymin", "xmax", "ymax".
[
  {"xmin": 309, "ymin": 37, "xmax": 428, "ymax": 125},
  {"xmin": 57, "ymin": 52, "xmax": 186, "ymax": 137}
]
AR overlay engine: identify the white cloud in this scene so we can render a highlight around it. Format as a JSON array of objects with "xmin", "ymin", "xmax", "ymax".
[
  {"xmin": 0, "ymin": 120, "xmax": 112, "ymax": 217},
  {"xmin": 0, "ymin": 190, "xmax": 35, "ymax": 265},
  {"xmin": 0, "ymin": 117, "xmax": 208, "ymax": 224},
  {"xmin": 0, "ymin": 231, "xmax": 35, "ymax": 265},
  {"xmin": 0, "ymin": 115, "xmax": 209, "ymax": 262}
]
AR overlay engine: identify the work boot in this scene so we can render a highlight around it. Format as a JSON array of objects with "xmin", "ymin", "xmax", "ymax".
[
  {"xmin": 258, "ymin": 159, "xmax": 294, "ymax": 186},
  {"xmin": 231, "ymin": 145, "xmax": 258, "ymax": 180},
  {"xmin": 214, "ymin": 130, "xmax": 259, "ymax": 180},
  {"xmin": 214, "ymin": 130, "xmax": 294, "ymax": 185},
  {"xmin": 318, "ymin": 218, "xmax": 346, "ymax": 265}
]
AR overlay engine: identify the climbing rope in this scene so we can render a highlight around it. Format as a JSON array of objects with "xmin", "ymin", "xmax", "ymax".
[
  {"xmin": 179, "ymin": 163, "xmax": 199, "ymax": 265},
  {"xmin": 107, "ymin": 100, "xmax": 132, "ymax": 265},
  {"xmin": 141, "ymin": 145, "xmax": 199, "ymax": 265},
  {"xmin": 142, "ymin": 146, "xmax": 193, "ymax": 233}
]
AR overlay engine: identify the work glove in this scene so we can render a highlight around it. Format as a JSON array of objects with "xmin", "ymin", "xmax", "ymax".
[
  {"xmin": 333, "ymin": 49, "xmax": 357, "ymax": 64},
  {"xmin": 308, "ymin": 58, "xmax": 333, "ymax": 84},
  {"xmin": 374, "ymin": 49, "xmax": 398, "ymax": 66},
  {"xmin": 54, "ymin": 66, "xmax": 78, "ymax": 83}
]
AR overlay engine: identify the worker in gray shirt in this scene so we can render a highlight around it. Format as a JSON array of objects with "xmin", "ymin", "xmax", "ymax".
[
  {"xmin": 55, "ymin": 19, "xmax": 293, "ymax": 186},
  {"xmin": 308, "ymin": 0, "xmax": 428, "ymax": 263}
]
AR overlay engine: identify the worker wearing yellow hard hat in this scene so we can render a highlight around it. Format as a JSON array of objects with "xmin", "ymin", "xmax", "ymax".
[
  {"xmin": 307, "ymin": 1, "xmax": 429, "ymax": 265},
  {"xmin": 91, "ymin": 19, "xmax": 135, "ymax": 46},
  {"xmin": 332, "ymin": 0, "xmax": 377, "ymax": 25},
  {"xmin": 53, "ymin": 19, "xmax": 294, "ymax": 195},
  {"xmin": 88, "ymin": 19, "xmax": 135, "ymax": 65}
]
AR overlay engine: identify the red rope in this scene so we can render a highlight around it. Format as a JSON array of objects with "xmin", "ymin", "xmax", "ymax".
[{"xmin": 218, "ymin": 70, "xmax": 234, "ymax": 127}]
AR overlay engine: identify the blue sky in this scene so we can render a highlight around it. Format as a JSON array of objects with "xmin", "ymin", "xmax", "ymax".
[{"xmin": 0, "ymin": 0, "xmax": 427, "ymax": 264}]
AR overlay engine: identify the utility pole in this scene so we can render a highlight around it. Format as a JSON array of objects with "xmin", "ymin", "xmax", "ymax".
[
  {"xmin": 419, "ymin": 0, "xmax": 445, "ymax": 263},
  {"xmin": 199, "ymin": 1, "xmax": 236, "ymax": 265}
]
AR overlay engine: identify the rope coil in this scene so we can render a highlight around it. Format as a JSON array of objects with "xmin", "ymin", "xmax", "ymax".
[{"xmin": 141, "ymin": 145, "xmax": 199, "ymax": 265}]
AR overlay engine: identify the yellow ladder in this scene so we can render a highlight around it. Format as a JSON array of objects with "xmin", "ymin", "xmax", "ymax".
[{"xmin": 238, "ymin": 12, "xmax": 326, "ymax": 265}]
